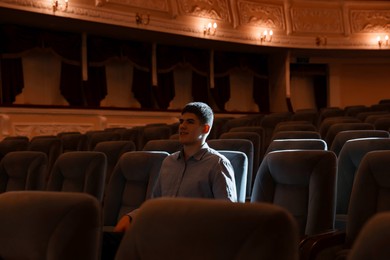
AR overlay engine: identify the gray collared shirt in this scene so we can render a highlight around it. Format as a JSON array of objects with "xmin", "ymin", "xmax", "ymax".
[{"xmin": 152, "ymin": 143, "xmax": 237, "ymax": 202}]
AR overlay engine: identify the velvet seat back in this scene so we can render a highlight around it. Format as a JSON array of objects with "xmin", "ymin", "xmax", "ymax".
[
  {"xmin": 115, "ymin": 198, "xmax": 299, "ymax": 260},
  {"xmin": 103, "ymin": 151, "xmax": 168, "ymax": 226},
  {"xmin": 251, "ymin": 150, "xmax": 337, "ymax": 236},
  {"xmin": 47, "ymin": 151, "xmax": 107, "ymax": 202},
  {"xmin": 0, "ymin": 191, "xmax": 101, "ymax": 260},
  {"xmin": 0, "ymin": 151, "xmax": 48, "ymax": 192}
]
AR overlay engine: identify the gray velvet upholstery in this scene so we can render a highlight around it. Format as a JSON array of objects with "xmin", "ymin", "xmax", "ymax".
[
  {"xmin": 271, "ymin": 130, "xmax": 321, "ymax": 141},
  {"xmin": 94, "ymin": 141, "xmax": 136, "ymax": 184},
  {"xmin": 374, "ymin": 117, "xmax": 390, "ymax": 131},
  {"xmin": 0, "ymin": 151, "xmax": 48, "ymax": 192},
  {"xmin": 103, "ymin": 151, "xmax": 168, "ymax": 226},
  {"xmin": 324, "ymin": 122, "xmax": 374, "ymax": 148},
  {"xmin": 207, "ymin": 139, "xmax": 254, "ymax": 198},
  {"xmin": 28, "ymin": 136, "xmax": 63, "ymax": 178},
  {"xmin": 142, "ymin": 139, "xmax": 182, "ymax": 154},
  {"xmin": 141, "ymin": 125, "xmax": 172, "ymax": 150},
  {"xmin": 58, "ymin": 132, "xmax": 88, "ymax": 152},
  {"xmin": 219, "ymin": 132, "xmax": 260, "ymax": 191},
  {"xmin": 346, "ymin": 150, "xmax": 390, "ymax": 247},
  {"xmin": 265, "ymin": 139, "xmax": 327, "ymax": 155},
  {"xmin": 0, "ymin": 191, "xmax": 101, "ymax": 260},
  {"xmin": 86, "ymin": 131, "xmax": 121, "ymax": 150},
  {"xmin": 319, "ymin": 117, "xmax": 361, "ymax": 139},
  {"xmin": 260, "ymin": 112, "xmax": 292, "ymax": 148},
  {"xmin": 336, "ymin": 138, "xmax": 390, "ymax": 216},
  {"xmin": 349, "ymin": 212, "xmax": 390, "ymax": 260},
  {"xmin": 330, "ymin": 130, "xmax": 389, "ymax": 156},
  {"xmin": 229, "ymin": 126, "xmax": 265, "ymax": 157},
  {"xmin": 47, "ymin": 151, "xmax": 107, "ymax": 202},
  {"xmin": 251, "ymin": 150, "xmax": 337, "ymax": 236},
  {"xmin": 0, "ymin": 138, "xmax": 29, "ymax": 161},
  {"xmin": 273, "ymin": 121, "xmax": 317, "ymax": 133},
  {"xmin": 115, "ymin": 198, "xmax": 299, "ymax": 260},
  {"xmin": 218, "ymin": 150, "xmax": 248, "ymax": 202},
  {"xmin": 291, "ymin": 109, "xmax": 318, "ymax": 125}
]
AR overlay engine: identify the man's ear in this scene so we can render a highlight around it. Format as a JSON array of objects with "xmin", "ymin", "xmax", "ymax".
[{"xmin": 203, "ymin": 124, "xmax": 211, "ymax": 134}]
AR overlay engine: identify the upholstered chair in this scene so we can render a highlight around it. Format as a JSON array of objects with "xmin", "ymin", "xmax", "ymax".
[
  {"xmin": 348, "ymin": 212, "xmax": 390, "ymax": 260},
  {"xmin": 330, "ymin": 130, "xmax": 389, "ymax": 156},
  {"xmin": 301, "ymin": 150, "xmax": 390, "ymax": 259},
  {"xmin": 251, "ymin": 150, "xmax": 337, "ymax": 237},
  {"xmin": 103, "ymin": 151, "xmax": 168, "ymax": 227},
  {"xmin": 265, "ymin": 138, "xmax": 327, "ymax": 155},
  {"xmin": 208, "ymin": 139, "xmax": 254, "ymax": 199},
  {"xmin": 0, "ymin": 191, "xmax": 101, "ymax": 260},
  {"xmin": 218, "ymin": 150, "xmax": 248, "ymax": 202},
  {"xmin": 142, "ymin": 139, "xmax": 182, "ymax": 154},
  {"xmin": 115, "ymin": 198, "xmax": 299, "ymax": 260},
  {"xmin": 47, "ymin": 151, "xmax": 107, "ymax": 202},
  {"xmin": 94, "ymin": 141, "xmax": 136, "ymax": 185},
  {"xmin": 0, "ymin": 151, "xmax": 48, "ymax": 192},
  {"xmin": 324, "ymin": 122, "xmax": 374, "ymax": 148}
]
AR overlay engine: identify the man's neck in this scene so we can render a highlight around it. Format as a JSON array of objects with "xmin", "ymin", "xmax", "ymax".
[{"xmin": 183, "ymin": 142, "xmax": 205, "ymax": 160}]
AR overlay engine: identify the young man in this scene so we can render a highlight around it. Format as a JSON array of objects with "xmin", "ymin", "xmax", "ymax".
[
  {"xmin": 114, "ymin": 102, "xmax": 237, "ymax": 232},
  {"xmin": 102, "ymin": 102, "xmax": 237, "ymax": 259}
]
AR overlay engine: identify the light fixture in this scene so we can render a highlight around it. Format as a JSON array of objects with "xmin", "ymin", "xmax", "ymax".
[
  {"xmin": 204, "ymin": 22, "xmax": 217, "ymax": 36},
  {"xmin": 52, "ymin": 0, "xmax": 68, "ymax": 12},
  {"xmin": 377, "ymin": 35, "xmax": 389, "ymax": 47},
  {"xmin": 260, "ymin": 29, "xmax": 273, "ymax": 43},
  {"xmin": 135, "ymin": 13, "xmax": 150, "ymax": 25}
]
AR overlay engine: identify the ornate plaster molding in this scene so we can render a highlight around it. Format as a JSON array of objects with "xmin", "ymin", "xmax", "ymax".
[
  {"xmin": 13, "ymin": 124, "xmax": 94, "ymax": 138},
  {"xmin": 351, "ymin": 10, "xmax": 390, "ymax": 33},
  {"xmin": 238, "ymin": 1, "xmax": 285, "ymax": 31},
  {"xmin": 291, "ymin": 7, "xmax": 343, "ymax": 34},
  {"xmin": 178, "ymin": 0, "xmax": 230, "ymax": 22}
]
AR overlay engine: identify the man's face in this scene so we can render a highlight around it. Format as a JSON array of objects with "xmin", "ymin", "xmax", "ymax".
[{"xmin": 178, "ymin": 112, "xmax": 207, "ymax": 145}]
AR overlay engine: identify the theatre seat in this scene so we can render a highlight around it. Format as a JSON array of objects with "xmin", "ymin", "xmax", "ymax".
[
  {"xmin": 251, "ymin": 150, "xmax": 337, "ymax": 237},
  {"xmin": 0, "ymin": 191, "xmax": 101, "ymax": 260},
  {"xmin": 301, "ymin": 150, "xmax": 390, "ymax": 260},
  {"xmin": 208, "ymin": 139, "xmax": 254, "ymax": 199},
  {"xmin": 265, "ymin": 139, "xmax": 327, "ymax": 155},
  {"xmin": 103, "ymin": 151, "xmax": 168, "ymax": 227},
  {"xmin": 93, "ymin": 141, "xmax": 136, "ymax": 185},
  {"xmin": 0, "ymin": 151, "xmax": 48, "ymax": 192},
  {"xmin": 47, "ymin": 151, "xmax": 107, "ymax": 202},
  {"xmin": 218, "ymin": 150, "xmax": 248, "ymax": 203},
  {"xmin": 115, "ymin": 198, "xmax": 299, "ymax": 260},
  {"xmin": 348, "ymin": 212, "xmax": 390, "ymax": 260}
]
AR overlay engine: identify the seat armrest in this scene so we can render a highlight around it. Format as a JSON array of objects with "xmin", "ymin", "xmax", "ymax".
[{"xmin": 300, "ymin": 230, "xmax": 346, "ymax": 260}]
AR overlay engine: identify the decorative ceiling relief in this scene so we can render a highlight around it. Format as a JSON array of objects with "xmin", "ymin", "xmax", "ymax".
[
  {"xmin": 178, "ymin": 0, "xmax": 230, "ymax": 21},
  {"xmin": 351, "ymin": 10, "xmax": 390, "ymax": 33},
  {"xmin": 291, "ymin": 7, "xmax": 343, "ymax": 34},
  {"xmin": 238, "ymin": 1, "xmax": 285, "ymax": 30}
]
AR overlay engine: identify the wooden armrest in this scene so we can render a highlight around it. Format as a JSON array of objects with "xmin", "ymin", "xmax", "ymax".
[{"xmin": 299, "ymin": 230, "xmax": 346, "ymax": 260}]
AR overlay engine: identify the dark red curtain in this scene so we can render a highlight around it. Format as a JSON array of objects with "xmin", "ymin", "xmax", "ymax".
[{"xmin": 0, "ymin": 58, "xmax": 24, "ymax": 104}]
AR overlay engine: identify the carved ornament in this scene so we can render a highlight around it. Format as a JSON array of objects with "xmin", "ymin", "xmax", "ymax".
[
  {"xmin": 291, "ymin": 7, "xmax": 343, "ymax": 34},
  {"xmin": 351, "ymin": 10, "xmax": 390, "ymax": 33},
  {"xmin": 238, "ymin": 1, "xmax": 285, "ymax": 30},
  {"xmin": 178, "ymin": 0, "xmax": 230, "ymax": 21}
]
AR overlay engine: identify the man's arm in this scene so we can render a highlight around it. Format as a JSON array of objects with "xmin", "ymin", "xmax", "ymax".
[{"xmin": 212, "ymin": 159, "xmax": 237, "ymax": 202}]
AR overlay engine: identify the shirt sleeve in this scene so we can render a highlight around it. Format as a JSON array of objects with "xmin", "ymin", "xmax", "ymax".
[{"xmin": 212, "ymin": 158, "xmax": 237, "ymax": 202}]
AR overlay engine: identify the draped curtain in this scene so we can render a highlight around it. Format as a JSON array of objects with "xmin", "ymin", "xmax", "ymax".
[{"xmin": 0, "ymin": 24, "xmax": 270, "ymax": 112}]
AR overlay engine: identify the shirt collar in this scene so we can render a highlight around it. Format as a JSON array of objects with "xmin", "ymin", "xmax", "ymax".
[{"xmin": 177, "ymin": 142, "xmax": 210, "ymax": 161}]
